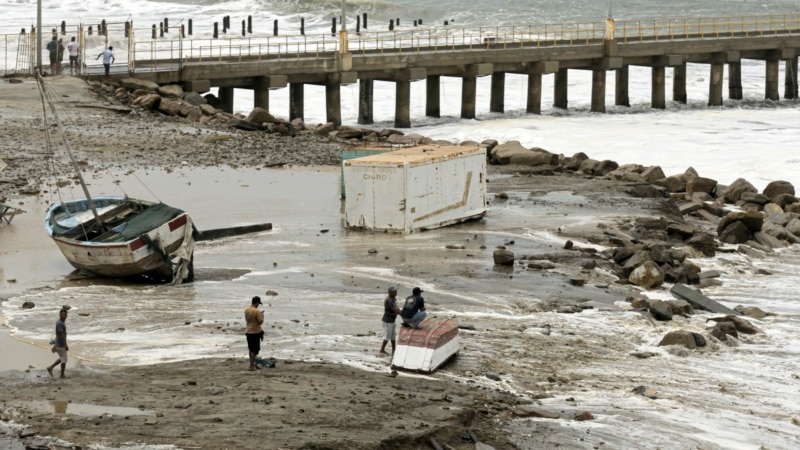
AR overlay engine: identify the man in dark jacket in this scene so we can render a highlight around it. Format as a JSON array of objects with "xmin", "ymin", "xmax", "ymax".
[{"xmin": 400, "ymin": 287, "xmax": 427, "ymax": 329}]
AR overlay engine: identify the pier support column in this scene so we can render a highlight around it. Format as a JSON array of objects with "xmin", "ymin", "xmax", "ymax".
[
  {"xmin": 526, "ymin": 73, "xmax": 542, "ymax": 114},
  {"xmin": 490, "ymin": 72, "xmax": 505, "ymax": 113},
  {"xmin": 784, "ymin": 57, "xmax": 798, "ymax": 99},
  {"xmin": 673, "ymin": 63, "xmax": 687, "ymax": 103},
  {"xmin": 461, "ymin": 77, "xmax": 477, "ymax": 119},
  {"xmin": 766, "ymin": 58, "xmax": 780, "ymax": 101},
  {"xmin": 591, "ymin": 69, "xmax": 606, "ymax": 113},
  {"xmin": 218, "ymin": 86, "xmax": 234, "ymax": 113},
  {"xmin": 615, "ymin": 66, "xmax": 630, "ymax": 106},
  {"xmin": 325, "ymin": 84, "xmax": 342, "ymax": 128},
  {"xmin": 652, "ymin": 66, "xmax": 666, "ymax": 109},
  {"xmin": 289, "ymin": 83, "xmax": 304, "ymax": 121},
  {"xmin": 728, "ymin": 62, "xmax": 743, "ymax": 100},
  {"xmin": 358, "ymin": 79, "xmax": 374, "ymax": 125},
  {"xmin": 254, "ymin": 77, "xmax": 269, "ymax": 110},
  {"xmin": 709, "ymin": 62, "xmax": 724, "ymax": 106},
  {"xmin": 395, "ymin": 80, "xmax": 411, "ymax": 128},
  {"xmin": 554, "ymin": 68, "xmax": 568, "ymax": 109},
  {"xmin": 426, "ymin": 75, "xmax": 440, "ymax": 118}
]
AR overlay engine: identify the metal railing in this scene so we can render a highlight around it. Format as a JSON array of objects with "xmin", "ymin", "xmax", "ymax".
[{"xmin": 3, "ymin": 14, "xmax": 800, "ymax": 75}]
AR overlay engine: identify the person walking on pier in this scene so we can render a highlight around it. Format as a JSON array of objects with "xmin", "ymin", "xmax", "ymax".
[
  {"xmin": 56, "ymin": 39, "xmax": 65, "ymax": 75},
  {"xmin": 96, "ymin": 46, "xmax": 115, "ymax": 80},
  {"xmin": 46, "ymin": 36, "xmax": 58, "ymax": 75},
  {"xmin": 67, "ymin": 37, "xmax": 80, "ymax": 75}
]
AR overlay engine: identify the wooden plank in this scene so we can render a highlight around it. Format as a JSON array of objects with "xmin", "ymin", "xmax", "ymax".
[
  {"xmin": 670, "ymin": 283, "xmax": 740, "ymax": 315},
  {"xmin": 196, "ymin": 223, "xmax": 273, "ymax": 241}
]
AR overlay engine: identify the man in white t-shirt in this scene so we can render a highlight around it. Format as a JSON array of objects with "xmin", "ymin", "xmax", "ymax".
[
  {"xmin": 67, "ymin": 37, "xmax": 79, "ymax": 75},
  {"xmin": 95, "ymin": 46, "xmax": 115, "ymax": 79}
]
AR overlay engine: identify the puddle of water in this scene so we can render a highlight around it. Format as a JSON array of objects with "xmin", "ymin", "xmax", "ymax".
[{"xmin": 26, "ymin": 401, "xmax": 154, "ymax": 417}]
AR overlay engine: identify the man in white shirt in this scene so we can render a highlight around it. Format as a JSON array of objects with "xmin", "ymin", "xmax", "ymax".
[
  {"xmin": 95, "ymin": 46, "xmax": 115, "ymax": 79},
  {"xmin": 67, "ymin": 37, "xmax": 79, "ymax": 75}
]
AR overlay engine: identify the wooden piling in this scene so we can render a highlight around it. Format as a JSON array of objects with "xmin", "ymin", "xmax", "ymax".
[
  {"xmin": 331, "ymin": 17, "xmax": 336, "ymax": 36},
  {"xmin": 591, "ymin": 69, "xmax": 606, "ymax": 112},
  {"xmin": 151, "ymin": 25, "xmax": 156, "ymax": 39},
  {"xmin": 248, "ymin": 15, "xmax": 252, "ymax": 34},
  {"xmin": 389, "ymin": 19, "xmax": 394, "ymax": 31},
  {"xmin": 395, "ymin": 79, "xmax": 411, "ymax": 128},
  {"xmin": 213, "ymin": 22, "xmax": 218, "ymax": 39},
  {"xmin": 188, "ymin": 19, "xmax": 193, "ymax": 36},
  {"xmin": 490, "ymin": 72, "xmax": 505, "ymax": 113},
  {"xmin": 242, "ymin": 20, "xmax": 246, "ymax": 37},
  {"xmin": 101, "ymin": 19, "xmax": 106, "ymax": 36},
  {"xmin": 358, "ymin": 79, "xmax": 373, "ymax": 124},
  {"xmin": 426, "ymin": 75, "xmax": 440, "ymax": 117},
  {"xmin": 60, "ymin": 21, "xmax": 66, "ymax": 35},
  {"xmin": 125, "ymin": 21, "xmax": 130, "ymax": 38},
  {"xmin": 363, "ymin": 13, "xmax": 367, "ymax": 29},
  {"xmin": 273, "ymin": 19, "xmax": 278, "ymax": 36},
  {"xmin": 88, "ymin": 26, "xmax": 92, "ymax": 36},
  {"xmin": 526, "ymin": 72, "xmax": 542, "ymax": 114},
  {"xmin": 159, "ymin": 22, "xmax": 164, "ymax": 38},
  {"xmin": 300, "ymin": 18, "xmax": 305, "ymax": 35},
  {"xmin": 356, "ymin": 16, "xmax": 360, "ymax": 33},
  {"xmin": 785, "ymin": 57, "xmax": 799, "ymax": 99},
  {"xmin": 290, "ymin": 83, "xmax": 305, "ymax": 120},
  {"xmin": 180, "ymin": 24, "xmax": 185, "ymax": 39},
  {"xmin": 164, "ymin": 18, "xmax": 169, "ymax": 33},
  {"xmin": 615, "ymin": 66, "xmax": 630, "ymax": 106},
  {"xmin": 651, "ymin": 66, "xmax": 666, "ymax": 109}
]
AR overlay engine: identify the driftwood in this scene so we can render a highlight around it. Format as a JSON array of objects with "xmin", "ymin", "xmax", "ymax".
[
  {"xmin": 670, "ymin": 283, "xmax": 740, "ymax": 315},
  {"xmin": 195, "ymin": 223, "xmax": 273, "ymax": 241}
]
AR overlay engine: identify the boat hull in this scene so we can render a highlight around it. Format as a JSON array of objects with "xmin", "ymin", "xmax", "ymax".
[
  {"xmin": 391, "ymin": 318, "xmax": 459, "ymax": 373},
  {"xmin": 45, "ymin": 197, "xmax": 194, "ymax": 282}
]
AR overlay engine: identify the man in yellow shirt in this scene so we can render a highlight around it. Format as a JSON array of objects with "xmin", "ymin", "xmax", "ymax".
[{"xmin": 244, "ymin": 296, "xmax": 264, "ymax": 371}]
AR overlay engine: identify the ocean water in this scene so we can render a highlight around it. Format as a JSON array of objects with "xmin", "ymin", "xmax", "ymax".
[{"xmin": 2, "ymin": 1, "xmax": 800, "ymax": 449}]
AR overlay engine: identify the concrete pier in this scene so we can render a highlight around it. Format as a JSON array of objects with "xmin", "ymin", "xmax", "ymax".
[
  {"xmin": 786, "ymin": 57, "xmax": 799, "ymax": 99},
  {"xmin": 591, "ymin": 69, "xmax": 606, "ymax": 113},
  {"xmin": 673, "ymin": 63, "xmax": 687, "ymax": 103},
  {"xmin": 554, "ymin": 69, "xmax": 568, "ymax": 109},
  {"xmin": 218, "ymin": 86, "xmax": 234, "ymax": 113},
  {"xmin": 254, "ymin": 77, "xmax": 269, "ymax": 110},
  {"xmin": 652, "ymin": 67, "xmax": 666, "ymax": 109},
  {"xmin": 326, "ymin": 84, "xmax": 341, "ymax": 127},
  {"xmin": 766, "ymin": 57, "xmax": 780, "ymax": 100},
  {"xmin": 395, "ymin": 79, "xmax": 411, "ymax": 128},
  {"xmin": 729, "ymin": 61, "xmax": 743, "ymax": 100}
]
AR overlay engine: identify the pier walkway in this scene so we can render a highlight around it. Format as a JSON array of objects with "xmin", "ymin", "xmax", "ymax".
[{"xmin": 9, "ymin": 14, "xmax": 800, "ymax": 127}]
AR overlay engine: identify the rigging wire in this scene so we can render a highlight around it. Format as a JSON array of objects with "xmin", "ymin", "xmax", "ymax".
[{"xmin": 35, "ymin": 72, "xmax": 67, "ymax": 210}]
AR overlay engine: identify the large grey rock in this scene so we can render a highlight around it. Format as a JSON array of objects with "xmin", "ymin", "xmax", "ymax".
[
  {"xmin": 718, "ymin": 221, "xmax": 753, "ymax": 244},
  {"xmin": 723, "ymin": 178, "xmax": 758, "ymax": 202},
  {"xmin": 787, "ymin": 218, "xmax": 800, "ymax": 236},
  {"xmin": 493, "ymin": 249, "xmax": 515, "ymax": 266},
  {"xmin": 509, "ymin": 149, "xmax": 559, "ymax": 166},
  {"xmin": 641, "ymin": 165, "xmax": 666, "ymax": 183},
  {"xmin": 120, "ymin": 77, "xmax": 159, "ymax": 92},
  {"xmin": 656, "ymin": 174, "xmax": 689, "ymax": 193},
  {"xmin": 646, "ymin": 299, "xmax": 673, "ymax": 321},
  {"xmin": 658, "ymin": 330, "xmax": 706, "ymax": 349},
  {"xmin": 490, "ymin": 140, "xmax": 528, "ymax": 165},
  {"xmin": 686, "ymin": 176, "xmax": 717, "ymax": 196},
  {"xmin": 763, "ymin": 180, "xmax": 795, "ymax": 202},
  {"xmin": 246, "ymin": 107, "xmax": 278, "ymax": 125},
  {"xmin": 716, "ymin": 210, "xmax": 763, "ymax": 235},
  {"xmin": 563, "ymin": 152, "xmax": 589, "ymax": 171},
  {"xmin": 182, "ymin": 91, "xmax": 208, "ymax": 106},
  {"xmin": 157, "ymin": 84, "xmax": 184, "ymax": 98},
  {"xmin": 628, "ymin": 260, "xmax": 665, "ymax": 289}
]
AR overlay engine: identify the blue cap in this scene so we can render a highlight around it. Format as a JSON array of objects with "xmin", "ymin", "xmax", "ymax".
[{"xmin": 388, "ymin": 286, "xmax": 397, "ymax": 292}]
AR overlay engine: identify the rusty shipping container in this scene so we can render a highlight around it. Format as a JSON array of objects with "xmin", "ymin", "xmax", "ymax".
[{"xmin": 343, "ymin": 145, "xmax": 487, "ymax": 233}]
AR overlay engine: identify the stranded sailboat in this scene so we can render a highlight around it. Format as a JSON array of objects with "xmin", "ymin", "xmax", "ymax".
[{"xmin": 37, "ymin": 74, "xmax": 196, "ymax": 283}]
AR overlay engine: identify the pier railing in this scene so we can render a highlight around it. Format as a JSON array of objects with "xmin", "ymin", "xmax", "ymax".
[{"xmin": 2, "ymin": 13, "xmax": 800, "ymax": 75}]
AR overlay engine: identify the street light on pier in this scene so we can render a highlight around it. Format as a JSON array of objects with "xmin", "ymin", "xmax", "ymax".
[{"xmin": 339, "ymin": 0, "xmax": 349, "ymax": 54}]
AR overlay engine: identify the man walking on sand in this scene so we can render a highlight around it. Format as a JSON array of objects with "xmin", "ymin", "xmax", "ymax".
[
  {"xmin": 46, "ymin": 309, "xmax": 69, "ymax": 378},
  {"xmin": 245, "ymin": 296, "xmax": 264, "ymax": 371},
  {"xmin": 380, "ymin": 286, "xmax": 402, "ymax": 356}
]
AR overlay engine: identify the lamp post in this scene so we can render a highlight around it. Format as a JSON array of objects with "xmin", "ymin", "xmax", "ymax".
[
  {"xmin": 339, "ymin": 0, "xmax": 349, "ymax": 54},
  {"xmin": 605, "ymin": 0, "xmax": 615, "ymax": 41},
  {"xmin": 36, "ymin": 0, "xmax": 42, "ymax": 73}
]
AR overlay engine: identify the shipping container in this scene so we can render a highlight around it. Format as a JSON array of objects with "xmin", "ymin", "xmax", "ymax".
[{"xmin": 343, "ymin": 145, "xmax": 487, "ymax": 233}]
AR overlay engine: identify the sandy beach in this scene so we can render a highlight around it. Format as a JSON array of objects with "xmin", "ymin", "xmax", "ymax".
[{"xmin": 2, "ymin": 75, "xmax": 799, "ymax": 450}]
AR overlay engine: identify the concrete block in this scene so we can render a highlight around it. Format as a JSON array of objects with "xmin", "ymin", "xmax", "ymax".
[
  {"xmin": 184, "ymin": 79, "xmax": 211, "ymax": 93},
  {"xmin": 597, "ymin": 57, "xmax": 623, "ymax": 70},
  {"xmin": 529, "ymin": 61, "xmax": 558, "ymax": 74},
  {"xmin": 781, "ymin": 48, "xmax": 796, "ymax": 59},
  {"xmin": 465, "ymin": 63, "xmax": 493, "ymax": 77},
  {"xmin": 725, "ymin": 51, "xmax": 741, "ymax": 63},
  {"xmin": 265, "ymin": 75, "xmax": 288, "ymax": 89},
  {"xmin": 398, "ymin": 67, "xmax": 427, "ymax": 82},
  {"xmin": 327, "ymin": 71, "xmax": 358, "ymax": 85}
]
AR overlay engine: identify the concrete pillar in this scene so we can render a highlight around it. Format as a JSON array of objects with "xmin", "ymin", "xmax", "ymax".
[
  {"xmin": 766, "ymin": 59, "xmax": 779, "ymax": 101},
  {"xmin": 426, "ymin": 75, "xmax": 440, "ymax": 117},
  {"xmin": 615, "ymin": 66, "xmax": 630, "ymax": 106},
  {"xmin": 652, "ymin": 66, "xmax": 666, "ymax": 109},
  {"xmin": 591, "ymin": 69, "xmax": 606, "ymax": 113},
  {"xmin": 358, "ymin": 79, "xmax": 374, "ymax": 124},
  {"xmin": 395, "ymin": 80, "xmax": 411, "ymax": 128},
  {"xmin": 325, "ymin": 83, "xmax": 342, "ymax": 128},
  {"xmin": 709, "ymin": 63, "xmax": 724, "ymax": 106},
  {"xmin": 254, "ymin": 77, "xmax": 269, "ymax": 110},
  {"xmin": 490, "ymin": 72, "xmax": 505, "ymax": 113},
  {"xmin": 728, "ymin": 62, "xmax": 743, "ymax": 100},
  {"xmin": 461, "ymin": 77, "xmax": 477, "ymax": 119},
  {"xmin": 289, "ymin": 83, "xmax": 304, "ymax": 121},
  {"xmin": 526, "ymin": 73, "xmax": 542, "ymax": 114},
  {"xmin": 218, "ymin": 86, "xmax": 234, "ymax": 113},
  {"xmin": 673, "ymin": 63, "xmax": 687, "ymax": 103},
  {"xmin": 554, "ymin": 68, "xmax": 568, "ymax": 109},
  {"xmin": 784, "ymin": 57, "xmax": 798, "ymax": 99}
]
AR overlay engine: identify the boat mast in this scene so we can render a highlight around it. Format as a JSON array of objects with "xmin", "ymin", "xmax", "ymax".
[{"xmin": 35, "ymin": 72, "xmax": 104, "ymax": 229}]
